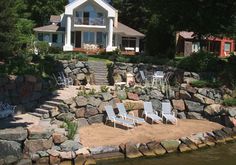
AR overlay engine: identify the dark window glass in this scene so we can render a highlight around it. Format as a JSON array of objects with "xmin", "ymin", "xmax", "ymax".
[{"xmin": 52, "ymin": 34, "xmax": 58, "ymax": 43}]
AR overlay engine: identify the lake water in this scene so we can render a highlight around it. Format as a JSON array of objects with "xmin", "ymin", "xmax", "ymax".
[{"xmin": 97, "ymin": 142, "xmax": 236, "ymax": 165}]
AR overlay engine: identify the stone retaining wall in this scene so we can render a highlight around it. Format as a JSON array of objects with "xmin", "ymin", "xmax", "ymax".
[
  {"xmin": 1, "ymin": 125, "xmax": 236, "ymax": 164},
  {"xmin": 0, "ymin": 75, "xmax": 51, "ymax": 112}
]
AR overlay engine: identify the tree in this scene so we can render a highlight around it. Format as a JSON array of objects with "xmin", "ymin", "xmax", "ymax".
[
  {"xmin": 27, "ymin": 0, "xmax": 68, "ymax": 26},
  {"xmin": 0, "ymin": 0, "xmax": 18, "ymax": 58}
]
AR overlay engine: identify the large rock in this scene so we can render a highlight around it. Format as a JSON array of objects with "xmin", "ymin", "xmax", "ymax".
[
  {"xmin": 28, "ymin": 125, "xmax": 53, "ymax": 140},
  {"xmin": 127, "ymin": 93, "xmax": 139, "ymax": 101},
  {"xmin": 172, "ymin": 99, "xmax": 185, "ymax": 111},
  {"xmin": 100, "ymin": 93, "xmax": 113, "ymax": 101},
  {"xmin": 177, "ymin": 112, "xmax": 186, "ymax": 119},
  {"xmin": 123, "ymin": 100, "xmax": 144, "ymax": 110},
  {"xmin": 89, "ymin": 146, "xmax": 119, "ymax": 155},
  {"xmin": 187, "ymin": 133, "xmax": 207, "ymax": 148},
  {"xmin": 98, "ymin": 102, "xmax": 109, "ymax": 113},
  {"xmin": 52, "ymin": 132, "xmax": 67, "ymax": 144},
  {"xmin": 184, "ymin": 100, "xmax": 204, "ymax": 112},
  {"xmin": 75, "ymin": 61, "xmax": 85, "ymax": 68},
  {"xmin": 125, "ymin": 143, "xmax": 143, "ymax": 158},
  {"xmin": 85, "ymin": 105, "xmax": 98, "ymax": 118},
  {"xmin": 185, "ymin": 84, "xmax": 197, "ymax": 94},
  {"xmin": 0, "ymin": 140, "xmax": 22, "ymax": 163},
  {"xmin": 204, "ymin": 104, "xmax": 222, "ymax": 116},
  {"xmin": 223, "ymin": 107, "xmax": 236, "ymax": 117},
  {"xmin": 56, "ymin": 112, "xmax": 75, "ymax": 121},
  {"xmin": 77, "ymin": 118, "xmax": 89, "ymax": 128},
  {"xmin": 0, "ymin": 127, "xmax": 27, "ymax": 141},
  {"xmin": 146, "ymin": 141, "xmax": 166, "ymax": 156},
  {"xmin": 59, "ymin": 151, "xmax": 76, "ymax": 159},
  {"xmin": 178, "ymin": 143, "xmax": 191, "ymax": 152},
  {"xmin": 24, "ymin": 138, "xmax": 53, "ymax": 153},
  {"xmin": 138, "ymin": 143, "xmax": 155, "ymax": 156},
  {"xmin": 75, "ymin": 107, "xmax": 86, "ymax": 118},
  {"xmin": 16, "ymin": 159, "xmax": 32, "ymax": 165},
  {"xmin": 193, "ymin": 94, "xmax": 215, "ymax": 105},
  {"xmin": 179, "ymin": 90, "xmax": 191, "ymax": 100},
  {"xmin": 150, "ymin": 99, "xmax": 162, "ymax": 112},
  {"xmin": 187, "ymin": 112, "xmax": 204, "ymax": 120},
  {"xmin": 180, "ymin": 137, "xmax": 198, "ymax": 150},
  {"xmin": 87, "ymin": 114, "xmax": 104, "ymax": 124},
  {"xmin": 60, "ymin": 140, "xmax": 82, "ymax": 152},
  {"xmin": 150, "ymin": 90, "xmax": 164, "ymax": 100},
  {"xmin": 75, "ymin": 96, "xmax": 88, "ymax": 107},
  {"xmin": 160, "ymin": 140, "xmax": 180, "ymax": 153},
  {"xmin": 77, "ymin": 74, "xmax": 85, "ymax": 80},
  {"xmin": 88, "ymin": 97, "xmax": 102, "ymax": 107}
]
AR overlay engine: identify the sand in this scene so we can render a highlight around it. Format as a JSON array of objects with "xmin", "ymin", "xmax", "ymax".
[{"xmin": 79, "ymin": 119, "xmax": 223, "ymax": 147}]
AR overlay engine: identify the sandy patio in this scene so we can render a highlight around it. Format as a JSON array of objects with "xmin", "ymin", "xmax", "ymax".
[{"xmin": 79, "ymin": 119, "xmax": 223, "ymax": 147}]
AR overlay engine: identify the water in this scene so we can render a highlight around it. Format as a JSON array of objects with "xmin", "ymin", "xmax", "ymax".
[{"xmin": 97, "ymin": 143, "xmax": 236, "ymax": 165}]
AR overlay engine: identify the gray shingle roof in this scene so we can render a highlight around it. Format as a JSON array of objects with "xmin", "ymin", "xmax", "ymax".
[
  {"xmin": 114, "ymin": 22, "xmax": 145, "ymax": 37},
  {"xmin": 33, "ymin": 24, "xmax": 65, "ymax": 33}
]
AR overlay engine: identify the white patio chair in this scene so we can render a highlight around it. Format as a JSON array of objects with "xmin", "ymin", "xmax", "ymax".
[
  {"xmin": 105, "ymin": 105, "xmax": 135, "ymax": 128},
  {"xmin": 143, "ymin": 102, "xmax": 162, "ymax": 124},
  {"xmin": 117, "ymin": 103, "xmax": 145, "ymax": 124},
  {"xmin": 161, "ymin": 101, "xmax": 177, "ymax": 125},
  {"xmin": 139, "ymin": 70, "xmax": 149, "ymax": 86},
  {"xmin": 152, "ymin": 71, "xmax": 165, "ymax": 87}
]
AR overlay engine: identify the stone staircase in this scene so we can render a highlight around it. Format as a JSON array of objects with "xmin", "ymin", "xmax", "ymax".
[
  {"xmin": 88, "ymin": 61, "xmax": 109, "ymax": 85},
  {"xmin": 30, "ymin": 99, "xmax": 64, "ymax": 119}
]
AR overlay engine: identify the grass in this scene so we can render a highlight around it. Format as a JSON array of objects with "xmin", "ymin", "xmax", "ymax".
[
  {"xmin": 64, "ymin": 120, "xmax": 78, "ymax": 140},
  {"xmin": 223, "ymin": 98, "xmax": 236, "ymax": 106}
]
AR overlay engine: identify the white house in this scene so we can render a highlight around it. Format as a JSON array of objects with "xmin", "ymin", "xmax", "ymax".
[{"xmin": 34, "ymin": 0, "xmax": 145, "ymax": 53}]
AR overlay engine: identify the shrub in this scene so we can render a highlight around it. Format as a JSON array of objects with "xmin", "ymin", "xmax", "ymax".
[
  {"xmin": 64, "ymin": 120, "xmax": 78, "ymax": 140},
  {"xmin": 74, "ymin": 53, "xmax": 88, "ymax": 61},
  {"xmin": 100, "ymin": 85, "xmax": 109, "ymax": 93},
  {"xmin": 190, "ymin": 80, "xmax": 209, "ymax": 88},
  {"xmin": 48, "ymin": 46, "xmax": 62, "ymax": 54},
  {"xmin": 178, "ymin": 51, "xmax": 224, "ymax": 73},
  {"xmin": 35, "ymin": 41, "xmax": 49, "ymax": 55},
  {"xmin": 223, "ymin": 98, "xmax": 236, "ymax": 106}
]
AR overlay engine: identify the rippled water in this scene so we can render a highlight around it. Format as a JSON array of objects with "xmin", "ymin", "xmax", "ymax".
[{"xmin": 97, "ymin": 143, "xmax": 236, "ymax": 165}]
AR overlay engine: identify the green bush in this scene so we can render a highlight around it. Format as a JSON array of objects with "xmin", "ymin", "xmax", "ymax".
[
  {"xmin": 190, "ymin": 80, "xmax": 220, "ymax": 88},
  {"xmin": 35, "ymin": 41, "xmax": 49, "ymax": 55},
  {"xmin": 223, "ymin": 98, "xmax": 236, "ymax": 106},
  {"xmin": 48, "ymin": 46, "xmax": 62, "ymax": 54},
  {"xmin": 178, "ymin": 52, "xmax": 224, "ymax": 72},
  {"xmin": 64, "ymin": 120, "xmax": 78, "ymax": 140},
  {"xmin": 100, "ymin": 85, "xmax": 109, "ymax": 93},
  {"xmin": 73, "ymin": 53, "xmax": 88, "ymax": 61}
]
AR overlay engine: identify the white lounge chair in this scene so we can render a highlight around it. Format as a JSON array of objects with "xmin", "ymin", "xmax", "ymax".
[
  {"xmin": 105, "ymin": 105, "xmax": 135, "ymax": 128},
  {"xmin": 139, "ymin": 70, "xmax": 148, "ymax": 86},
  {"xmin": 161, "ymin": 101, "xmax": 177, "ymax": 124},
  {"xmin": 116, "ymin": 103, "xmax": 145, "ymax": 124},
  {"xmin": 143, "ymin": 102, "xmax": 162, "ymax": 124}
]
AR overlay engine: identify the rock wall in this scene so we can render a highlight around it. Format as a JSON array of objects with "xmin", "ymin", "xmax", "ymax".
[{"xmin": 0, "ymin": 75, "xmax": 51, "ymax": 112}]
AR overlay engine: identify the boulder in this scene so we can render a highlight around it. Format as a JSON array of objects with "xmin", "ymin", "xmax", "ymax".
[
  {"xmin": 122, "ymin": 100, "xmax": 144, "ymax": 110},
  {"xmin": 179, "ymin": 90, "xmax": 191, "ymax": 100},
  {"xmin": 150, "ymin": 90, "xmax": 164, "ymax": 100},
  {"xmin": 85, "ymin": 105, "xmax": 98, "ymax": 118},
  {"xmin": 185, "ymin": 84, "xmax": 197, "ymax": 94},
  {"xmin": 204, "ymin": 104, "xmax": 222, "ymax": 116},
  {"xmin": 193, "ymin": 94, "xmax": 215, "ymax": 105},
  {"xmin": 150, "ymin": 99, "xmax": 162, "ymax": 111},
  {"xmin": 178, "ymin": 143, "xmax": 191, "ymax": 152},
  {"xmin": 77, "ymin": 74, "xmax": 85, "ymax": 81},
  {"xmin": 64, "ymin": 67, "xmax": 72, "ymax": 75},
  {"xmin": 30, "ymin": 153, "xmax": 40, "ymax": 162},
  {"xmin": 177, "ymin": 112, "xmax": 186, "ymax": 119},
  {"xmin": 180, "ymin": 137, "xmax": 198, "ymax": 150},
  {"xmin": 88, "ymin": 97, "xmax": 102, "ymax": 107},
  {"xmin": 98, "ymin": 102, "xmax": 109, "ymax": 113},
  {"xmin": 75, "ymin": 96, "xmax": 88, "ymax": 107},
  {"xmin": 77, "ymin": 118, "xmax": 89, "ymax": 128},
  {"xmin": 60, "ymin": 140, "xmax": 82, "ymax": 152},
  {"xmin": 24, "ymin": 138, "xmax": 53, "ymax": 153},
  {"xmin": 75, "ymin": 61, "xmax": 84, "ymax": 68},
  {"xmin": 0, "ymin": 140, "xmax": 22, "ymax": 163},
  {"xmin": 89, "ymin": 146, "xmax": 119, "ymax": 155},
  {"xmin": 100, "ymin": 93, "xmax": 113, "ymax": 101},
  {"xmin": 59, "ymin": 151, "xmax": 76, "ymax": 159},
  {"xmin": 125, "ymin": 143, "xmax": 143, "ymax": 158},
  {"xmin": 160, "ymin": 140, "xmax": 180, "ymax": 153},
  {"xmin": 187, "ymin": 133, "xmax": 207, "ymax": 148},
  {"xmin": 75, "ymin": 107, "xmax": 86, "ymax": 118},
  {"xmin": 127, "ymin": 93, "xmax": 139, "ymax": 101},
  {"xmin": 139, "ymin": 95, "xmax": 150, "ymax": 101},
  {"xmin": 172, "ymin": 99, "xmax": 185, "ymax": 111},
  {"xmin": 138, "ymin": 143, "xmax": 156, "ymax": 156},
  {"xmin": 28, "ymin": 125, "xmax": 53, "ymax": 140},
  {"xmin": 56, "ymin": 112, "xmax": 75, "ymax": 121},
  {"xmin": 52, "ymin": 132, "xmax": 67, "ymax": 144},
  {"xmin": 187, "ymin": 112, "xmax": 204, "ymax": 120},
  {"xmin": 37, "ymin": 151, "xmax": 49, "ymax": 157},
  {"xmin": 146, "ymin": 141, "xmax": 166, "ymax": 156},
  {"xmin": 87, "ymin": 114, "xmax": 104, "ymax": 124},
  {"xmin": 63, "ymin": 98, "xmax": 74, "ymax": 105},
  {"xmin": 75, "ymin": 147, "xmax": 90, "ymax": 156},
  {"xmin": 0, "ymin": 127, "xmax": 27, "ymax": 141},
  {"xmin": 224, "ymin": 107, "xmax": 236, "ymax": 117},
  {"xmin": 184, "ymin": 100, "xmax": 204, "ymax": 112},
  {"xmin": 16, "ymin": 159, "xmax": 32, "ymax": 165},
  {"xmin": 47, "ymin": 149, "xmax": 60, "ymax": 157},
  {"xmin": 49, "ymin": 156, "xmax": 61, "ymax": 165}
]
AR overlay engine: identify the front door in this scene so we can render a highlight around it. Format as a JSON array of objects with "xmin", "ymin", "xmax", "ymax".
[{"xmin": 75, "ymin": 31, "xmax": 81, "ymax": 48}]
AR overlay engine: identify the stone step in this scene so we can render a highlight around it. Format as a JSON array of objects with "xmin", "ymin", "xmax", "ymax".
[
  {"xmin": 29, "ymin": 112, "xmax": 43, "ymax": 118},
  {"xmin": 35, "ymin": 108, "xmax": 49, "ymax": 114},
  {"xmin": 45, "ymin": 100, "xmax": 64, "ymax": 107},
  {"xmin": 41, "ymin": 104, "xmax": 57, "ymax": 110}
]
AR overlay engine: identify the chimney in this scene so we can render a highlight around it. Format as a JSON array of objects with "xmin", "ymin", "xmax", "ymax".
[{"xmin": 114, "ymin": 10, "xmax": 118, "ymax": 28}]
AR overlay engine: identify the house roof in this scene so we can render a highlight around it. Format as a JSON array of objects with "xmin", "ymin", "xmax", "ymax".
[
  {"xmin": 65, "ymin": 0, "xmax": 116, "ymax": 17},
  {"xmin": 50, "ymin": 15, "xmax": 61, "ymax": 23},
  {"xmin": 179, "ymin": 31, "xmax": 195, "ymax": 39},
  {"xmin": 33, "ymin": 24, "xmax": 65, "ymax": 33},
  {"xmin": 114, "ymin": 22, "xmax": 145, "ymax": 37}
]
